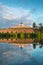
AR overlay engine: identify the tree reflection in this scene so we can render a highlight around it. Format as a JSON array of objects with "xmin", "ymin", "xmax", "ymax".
[
  {"xmin": 33, "ymin": 43, "xmax": 36, "ymax": 49},
  {"xmin": 39, "ymin": 40, "xmax": 43, "ymax": 48}
]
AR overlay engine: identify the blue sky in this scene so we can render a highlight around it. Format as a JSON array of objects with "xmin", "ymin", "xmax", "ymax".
[{"xmin": 0, "ymin": 0, "xmax": 43, "ymax": 28}]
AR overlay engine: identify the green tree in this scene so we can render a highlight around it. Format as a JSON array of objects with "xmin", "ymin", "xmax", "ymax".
[{"xmin": 33, "ymin": 22, "xmax": 36, "ymax": 29}]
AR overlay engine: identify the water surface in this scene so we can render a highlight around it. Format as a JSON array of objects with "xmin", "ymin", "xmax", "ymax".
[{"xmin": 0, "ymin": 42, "xmax": 43, "ymax": 65}]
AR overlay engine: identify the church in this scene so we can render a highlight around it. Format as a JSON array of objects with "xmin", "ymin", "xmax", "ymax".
[{"xmin": 0, "ymin": 22, "xmax": 34, "ymax": 33}]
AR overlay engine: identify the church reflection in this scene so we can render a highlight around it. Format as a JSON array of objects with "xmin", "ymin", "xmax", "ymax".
[
  {"xmin": 11, "ymin": 43, "xmax": 29, "ymax": 49},
  {"xmin": 10, "ymin": 42, "xmax": 43, "ymax": 49},
  {"xmin": 0, "ymin": 38, "xmax": 43, "ymax": 49}
]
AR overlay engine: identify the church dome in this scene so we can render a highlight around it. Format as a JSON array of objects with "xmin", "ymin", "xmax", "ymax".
[{"xmin": 12, "ymin": 22, "xmax": 30, "ymax": 28}]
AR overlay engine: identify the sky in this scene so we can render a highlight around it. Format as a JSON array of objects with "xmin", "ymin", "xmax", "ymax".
[{"xmin": 0, "ymin": 0, "xmax": 43, "ymax": 28}]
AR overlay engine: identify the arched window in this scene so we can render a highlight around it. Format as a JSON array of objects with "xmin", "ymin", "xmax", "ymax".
[{"xmin": 17, "ymin": 33, "xmax": 20, "ymax": 38}]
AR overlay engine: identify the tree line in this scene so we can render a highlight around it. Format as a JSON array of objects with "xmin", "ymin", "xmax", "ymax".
[{"xmin": 33, "ymin": 22, "xmax": 43, "ymax": 43}]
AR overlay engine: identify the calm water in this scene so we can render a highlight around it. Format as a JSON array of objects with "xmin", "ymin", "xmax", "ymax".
[{"xmin": 0, "ymin": 42, "xmax": 43, "ymax": 65}]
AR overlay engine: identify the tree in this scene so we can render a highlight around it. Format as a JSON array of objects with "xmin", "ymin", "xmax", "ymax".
[
  {"xmin": 33, "ymin": 22, "xmax": 36, "ymax": 29},
  {"xmin": 39, "ymin": 23, "xmax": 42, "ymax": 27},
  {"xmin": 39, "ymin": 23, "xmax": 43, "ymax": 32},
  {"xmin": 39, "ymin": 23, "xmax": 43, "ymax": 41}
]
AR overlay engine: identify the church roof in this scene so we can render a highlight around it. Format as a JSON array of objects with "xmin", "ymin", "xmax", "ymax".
[{"xmin": 12, "ymin": 22, "xmax": 30, "ymax": 28}]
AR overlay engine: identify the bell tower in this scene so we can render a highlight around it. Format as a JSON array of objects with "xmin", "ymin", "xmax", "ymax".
[{"xmin": 19, "ymin": 22, "xmax": 25, "ymax": 27}]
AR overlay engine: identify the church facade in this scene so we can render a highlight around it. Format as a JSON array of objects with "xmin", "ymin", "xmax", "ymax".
[{"xmin": 0, "ymin": 22, "xmax": 34, "ymax": 33}]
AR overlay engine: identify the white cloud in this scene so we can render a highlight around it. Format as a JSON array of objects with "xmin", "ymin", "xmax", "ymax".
[{"xmin": 0, "ymin": 3, "xmax": 35, "ymax": 28}]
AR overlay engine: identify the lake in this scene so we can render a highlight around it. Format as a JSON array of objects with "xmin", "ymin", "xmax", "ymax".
[{"xmin": 0, "ymin": 42, "xmax": 43, "ymax": 65}]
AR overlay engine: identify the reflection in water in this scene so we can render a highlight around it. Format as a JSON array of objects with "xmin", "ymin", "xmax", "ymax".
[
  {"xmin": 39, "ymin": 41, "xmax": 43, "ymax": 48},
  {"xmin": 10, "ymin": 42, "xmax": 43, "ymax": 49},
  {"xmin": 0, "ymin": 38, "xmax": 43, "ymax": 49},
  {"xmin": 0, "ymin": 42, "xmax": 43, "ymax": 65},
  {"xmin": 33, "ymin": 43, "xmax": 36, "ymax": 49},
  {"xmin": 12, "ymin": 43, "xmax": 29, "ymax": 49}
]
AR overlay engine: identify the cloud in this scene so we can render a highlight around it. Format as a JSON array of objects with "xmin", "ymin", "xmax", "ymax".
[
  {"xmin": 0, "ymin": 3, "xmax": 34, "ymax": 28},
  {"xmin": 37, "ymin": 14, "xmax": 43, "ymax": 19}
]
